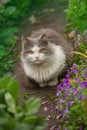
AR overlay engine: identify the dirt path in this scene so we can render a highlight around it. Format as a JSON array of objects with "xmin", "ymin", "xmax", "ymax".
[{"xmin": 15, "ymin": 1, "xmax": 68, "ymax": 129}]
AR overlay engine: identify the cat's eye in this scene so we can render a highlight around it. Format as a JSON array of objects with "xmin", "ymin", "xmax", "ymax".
[
  {"xmin": 39, "ymin": 48, "xmax": 46, "ymax": 53},
  {"xmin": 28, "ymin": 50, "xmax": 34, "ymax": 54}
]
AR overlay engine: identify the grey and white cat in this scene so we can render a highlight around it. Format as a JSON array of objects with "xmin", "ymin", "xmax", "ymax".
[{"xmin": 21, "ymin": 28, "xmax": 73, "ymax": 87}]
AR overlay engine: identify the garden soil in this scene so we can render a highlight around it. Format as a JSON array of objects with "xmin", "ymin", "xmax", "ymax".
[{"xmin": 15, "ymin": 1, "xmax": 68, "ymax": 130}]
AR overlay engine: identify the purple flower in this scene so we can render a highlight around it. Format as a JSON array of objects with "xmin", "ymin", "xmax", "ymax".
[
  {"xmin": 52, "ymin": 107, "xmax": 58, "ymax": 112},
  {"xmin": 80, "ymin": 82, "xmax": 87, "ymax": 88},
  {"xmin": 61, "ymin": 98, "xmax": 66, "ymax": 103},
  {"xmin": 82, "ymin": 74, "xmax": 87, "ymax": 78},
  {"xmin": 82, "ymin": 68, "xmax": 87, "ymax": 72},
  {"xmin": 73, "ymin": 88, "xmax": 78, "ymax": 94},
  {"xmin": 68, "ymin": 101, "xmax": 74, "ymax": 107},
  {"xmin": 64, "ymin": 108, "xmax": 69, "ymax": 114},
  {"xmin": 71, "ymin": 69, "xmax": 78, "ymax": 74},
  {"xmin": 72, "ymin": 64, "xmax": 77, "ymax": 69},
  {"xmin": 62, "ymin": 79, "xmax": 71, "ymax": 88},
  {"xmin": 62, "ymin": 96, "xmax": 66, "ymax": 101},
  {"xmin": 66, "ymin": 74, "xmax": 70, "ymax": 79},
  {"xmin": 76, "ymin": 78, "xmax": 81, "ymax": 83},
  {"xmin": 56, "ymin": 90, "xmax": 61, "ymax": 96},
  {"xmin": 78, "ymin": 95, "xmax": 86, "ymax": 100}
]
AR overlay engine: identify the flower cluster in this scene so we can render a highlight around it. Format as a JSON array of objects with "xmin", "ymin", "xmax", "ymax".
[{"xmin": 53, "ymin": 64, "xmax": 87, "ymax": 130}]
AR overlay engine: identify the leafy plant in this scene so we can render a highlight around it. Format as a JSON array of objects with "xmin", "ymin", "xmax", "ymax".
[
  {"xmin": 11, "ymin": 0, "xmax": 31, "ymax": 17},
  {"xmin": 0, "ymin": 1, "xmax": 19, "ymax": 77},
  {"xmin": 0, "ymin": 74, "xmax": 46, "ymax": 130},
  {"xmin": 65, "ymin": 0, "xmax": 87, "ymax": 33},
  {"xmin": 73, "ymin": 42, "xmax": 87, "ymax": 64}
]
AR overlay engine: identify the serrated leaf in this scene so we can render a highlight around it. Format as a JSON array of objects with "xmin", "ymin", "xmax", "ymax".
[
  {"xmin": 5, "ymin": 92, "xmax": 16, "ymax": 114},
  {"xmin": 25, "ymin": 97, "xmax": 41, "ymax": 115}
]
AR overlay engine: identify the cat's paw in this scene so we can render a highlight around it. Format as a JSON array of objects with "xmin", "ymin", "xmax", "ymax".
[
  {"xmin": 39, "ymin": 82, "xmax": 48, "ymax": 87},
  {"xmin": 47, "ymin": 78, "xmax": 58, "ymax": 86}
]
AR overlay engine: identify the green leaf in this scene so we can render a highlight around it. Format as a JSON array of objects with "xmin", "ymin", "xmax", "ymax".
[
  {"xmin": 4, "ymin": 6, "xmax": 17, "ymax": 16},
  {"xmin": 15, "ymin": 112, "xmax": 24, "ymax": 121},
  {"xmin": 33, "ymin": 124, "xmax": 47, "ymax": 130},
  {"xmin": 0, "ymin": 104, "xmax": 6, "ymax": 109},
  {"xmin": 0, "ymin": 90, "xmax": 5, "ymax": 104},
  {"xmin": 23, "ymin": 116, "xmax": 45, "ymax": 123},
  {"xmin": 0, "ymin": 118, "xmax": 8, "ymax": 125},
  {"xmin": 0, "ymin": 74, "xmax": 12, "ymax": 89},
  {"xmin": 14, "ymin": 124, "xmax": 30, "ymax": 130},
  {"xmin": 5, "ymin": 92, "xmax": 16, "ymax": 114},
  {"xmin": 0, "ymin": 126, "xmax": 4, "ymax": 130},
  {"xmin": 0, "ymin": 27, "xmax": 18, "ymax": 39},
  {"xmin": 25, "ymin": 97, "xmax": 41, "ymax": 115},
  {"xmin": 7, "ymin": 79, "xmax": 19, "ymax": 104},
  {"xmin": 0, "ymin": 74, "xmax": 19, "ymax": 103}
]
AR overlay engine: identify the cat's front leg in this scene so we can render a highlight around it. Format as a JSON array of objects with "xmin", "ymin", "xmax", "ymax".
[
  {"xmin": 47, "ymin": 78, "xmax": 58, "ymax": 87},
  {"xmin": 39, "ymin": 78, "xmax": 58, "ymax": 87}
]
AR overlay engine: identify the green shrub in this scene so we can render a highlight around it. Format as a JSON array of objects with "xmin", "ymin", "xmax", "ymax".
[
  {"xmin": 0, "ymin": 74, "xmax": 46, "ymax": 130},
  {"xmin": 65, "ymin": 0, "xmax": 87, "ymax": 33},
  {"xmin": 10, "ymin": 0, "xmax": 31, "ymax": 17},
  {"xmin": 0, "ymin": 1, "xmax": 19, "ymax": 77},
  {"xmin": 0, "ymin": 0, "xmax": 46, "ymax": 77}
]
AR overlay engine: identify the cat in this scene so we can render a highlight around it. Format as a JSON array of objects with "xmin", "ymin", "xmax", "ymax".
[{"xmin": 20, "ymin": 28, "xmax": 73, "ymax": 87}]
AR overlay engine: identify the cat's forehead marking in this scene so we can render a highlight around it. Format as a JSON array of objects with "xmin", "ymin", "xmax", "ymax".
[{"xmin": 32, "ymin": 45, "xmax": 39, "ymax": 52}]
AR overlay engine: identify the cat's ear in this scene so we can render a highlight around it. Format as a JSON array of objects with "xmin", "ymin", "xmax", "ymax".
[
  {"xmin": 21, "ymin": 36, "xmax": 30, "ymax": 48},
  {"xmin": 40, "ymin": 33, "xmax": 48, "ymax": 44}
]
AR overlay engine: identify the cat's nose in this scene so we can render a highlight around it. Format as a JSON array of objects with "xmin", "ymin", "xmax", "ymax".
[{"xmin": 35, "ymin": 56, "xmax": 39, "ymax": 60}]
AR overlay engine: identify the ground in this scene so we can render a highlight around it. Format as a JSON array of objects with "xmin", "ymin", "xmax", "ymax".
[{"xmin": 15, "ymin": 1, "xmax": 68, "ymax": 130}]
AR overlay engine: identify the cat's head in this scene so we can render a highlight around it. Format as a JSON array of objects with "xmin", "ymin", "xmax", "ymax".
[{"xmin": 21, "ymin": 34, "xmax": 52, "ymax": 65}]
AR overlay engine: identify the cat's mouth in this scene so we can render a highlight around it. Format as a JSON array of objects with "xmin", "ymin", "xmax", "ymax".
[{"xmin": 34, "ymin": 59, "xmax": 41, "ymax": 64}]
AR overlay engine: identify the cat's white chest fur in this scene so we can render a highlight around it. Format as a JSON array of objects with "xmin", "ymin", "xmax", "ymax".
[{"xmin": 21, "ymin": 44, "xmax": 66, "ymax": 84}]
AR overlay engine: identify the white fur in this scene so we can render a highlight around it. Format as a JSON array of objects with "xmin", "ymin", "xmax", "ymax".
[{"xmin": 21, "ymin": 43, "xmax": 66, "ymax": 86}]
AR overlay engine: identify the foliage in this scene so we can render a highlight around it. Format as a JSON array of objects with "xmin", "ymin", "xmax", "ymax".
[
  {"xmin": 65, "ymin": 0, "xmax": 87, "ymax": 33},
  {"xmin": 10, "ymin": 0, "xmax": 31, "ymax": 18},
  {"xmin": 0, "ymin": 74, "xmax": 46, "ymax": 130},
  {"xmin": 31, "ymin": 0, "xmax": 45, "ymax": 6},
  {"xmin": 52, "ymin": 64, "xmax": 87, "ymax": 130},
  {"xmin": 73, "ymin": 42, "xmax": 87, "ymax": 64},
  {"xmin": 0, "ymin": 1, "xmax": 19, "ymax": 77}
]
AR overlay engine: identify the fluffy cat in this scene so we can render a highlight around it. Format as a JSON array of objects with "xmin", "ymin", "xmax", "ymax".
[{"xmin": 21, "ymin": 28, "xmax": 73, "ymax": 87}]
